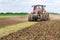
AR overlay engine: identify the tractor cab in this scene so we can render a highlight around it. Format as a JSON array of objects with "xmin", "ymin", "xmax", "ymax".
[{"xmin": 32, "ymin": 5, "xmax": 46, "ymax": 13}]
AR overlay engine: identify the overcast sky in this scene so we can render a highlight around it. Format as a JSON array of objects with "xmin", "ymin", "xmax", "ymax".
[{"xmin": 0, "ymin": 0, "xmax": 60, "ymax": 13}]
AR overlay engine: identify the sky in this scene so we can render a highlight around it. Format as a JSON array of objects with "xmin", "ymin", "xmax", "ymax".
[{"xmin": 0, "ymin": 0, "xmax": 60, "ymax": 13}]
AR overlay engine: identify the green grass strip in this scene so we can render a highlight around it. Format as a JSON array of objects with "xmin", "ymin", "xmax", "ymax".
[
  {"xmin": 0, "ymin": 22, "xmax": 37, "ymax": 38},
  {"xmin": 0, "ymin": 15, "xmax": 28, "ymax": 18}
]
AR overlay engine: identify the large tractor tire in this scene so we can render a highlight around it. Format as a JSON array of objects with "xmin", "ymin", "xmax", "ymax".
[
  {"xmin": 32, "ymin": 13, "xmax": 38, "ymax": 21},
  {"xmin": 39, "ymin": 14, "xmax": 46, "ymax": 21},
  {"xmin": 28, "ymin": 14, "xmax": 33, "ymax": 21},
  {"xmin": 39, "ymin": 13, "xmax": 49, "ymax": 21},
  {"xmin": 42, "ymin": 14, "xmax": 47, "ymax": 21},
  {"xmin": 45, "ymin": 13, "xmax": 49, "ymax": 20},
  {"xmin": 28, "ymin": 13, "xmax": 38, "ymax": 21},
  {"xmin": 43, "ymin": 13, "xmax": 49, "ymax": 20}
]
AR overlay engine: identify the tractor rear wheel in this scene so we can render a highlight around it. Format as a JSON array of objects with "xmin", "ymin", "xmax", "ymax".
[
  {"xmin": 33, "ymin": 15, "xmax": 38, "ymax": 21},
  {"xmin": 28, "ymin": 14, "xmax": 33, "ymax": 21},
  {"xmin": 40, "ymin": 13, "xmax": 49, "ymax": 21}
]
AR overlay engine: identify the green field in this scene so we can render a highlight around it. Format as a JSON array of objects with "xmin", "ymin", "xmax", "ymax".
[
  {"xmin": 0, "ymin": 13, "xmax": 28, "ymax": 16},
  {"xmin": 0, "ymin": 13, "xmax": 28, "ymax": 18}
]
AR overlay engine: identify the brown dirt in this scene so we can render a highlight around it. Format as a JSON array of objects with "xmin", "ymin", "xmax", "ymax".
[
  {"xmin": 0, "ymin": 14, "xmax": 60, "ymax": 40},
  {"xmin": 0, "ymin": 16, "xmax": 28, "ymax": 27},
  {"xmin": 0, "ymin": 14, "xmax": 60, "ymax": 27},
  {"xmin": 49, "ymin": 14, "xmax": 60, "ymax": 20},
  {"xmin": 0, "ymin": 20, "xmax": 60, "ymax": 40}
]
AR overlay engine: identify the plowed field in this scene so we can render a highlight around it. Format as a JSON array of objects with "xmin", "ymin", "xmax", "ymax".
[
  {"xmin": 0, "ymin": 14, "xmax": 60, "ymax": 40},
  {"xmin": 0, "ymin": 16, "xmax": 28, "ymax": 27}
]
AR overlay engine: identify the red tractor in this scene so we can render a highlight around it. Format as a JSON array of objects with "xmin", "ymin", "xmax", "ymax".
[{"xmin": 28, "ymin": 4, "xmax": 49, "ymax": 21}]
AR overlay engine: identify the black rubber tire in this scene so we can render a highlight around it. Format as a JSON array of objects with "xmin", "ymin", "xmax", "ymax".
[
  {"xmin": 33, "ymin": 15, "xmax": 38, "ymax": 21},
  {"xmin": 28, "ymin": 14, "xmax": 33, "ymax": 21}
]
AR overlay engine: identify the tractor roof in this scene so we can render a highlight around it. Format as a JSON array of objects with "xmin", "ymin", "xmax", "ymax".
[{"xmin": 32, "ymin": 4, "xmax": 46, "ymax": 7}]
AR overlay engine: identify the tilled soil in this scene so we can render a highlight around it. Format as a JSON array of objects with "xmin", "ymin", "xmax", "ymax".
[
  {"xmin": 0, "ymin": 20, "xmax": 60, "ymax": 40},
  {"xmin": 0, "ymin": 16, "xmax": 28, "ymax": 27},
  {"xmin": 0, "ymin": 14, "xmax": 59, "ymax": 27}
]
